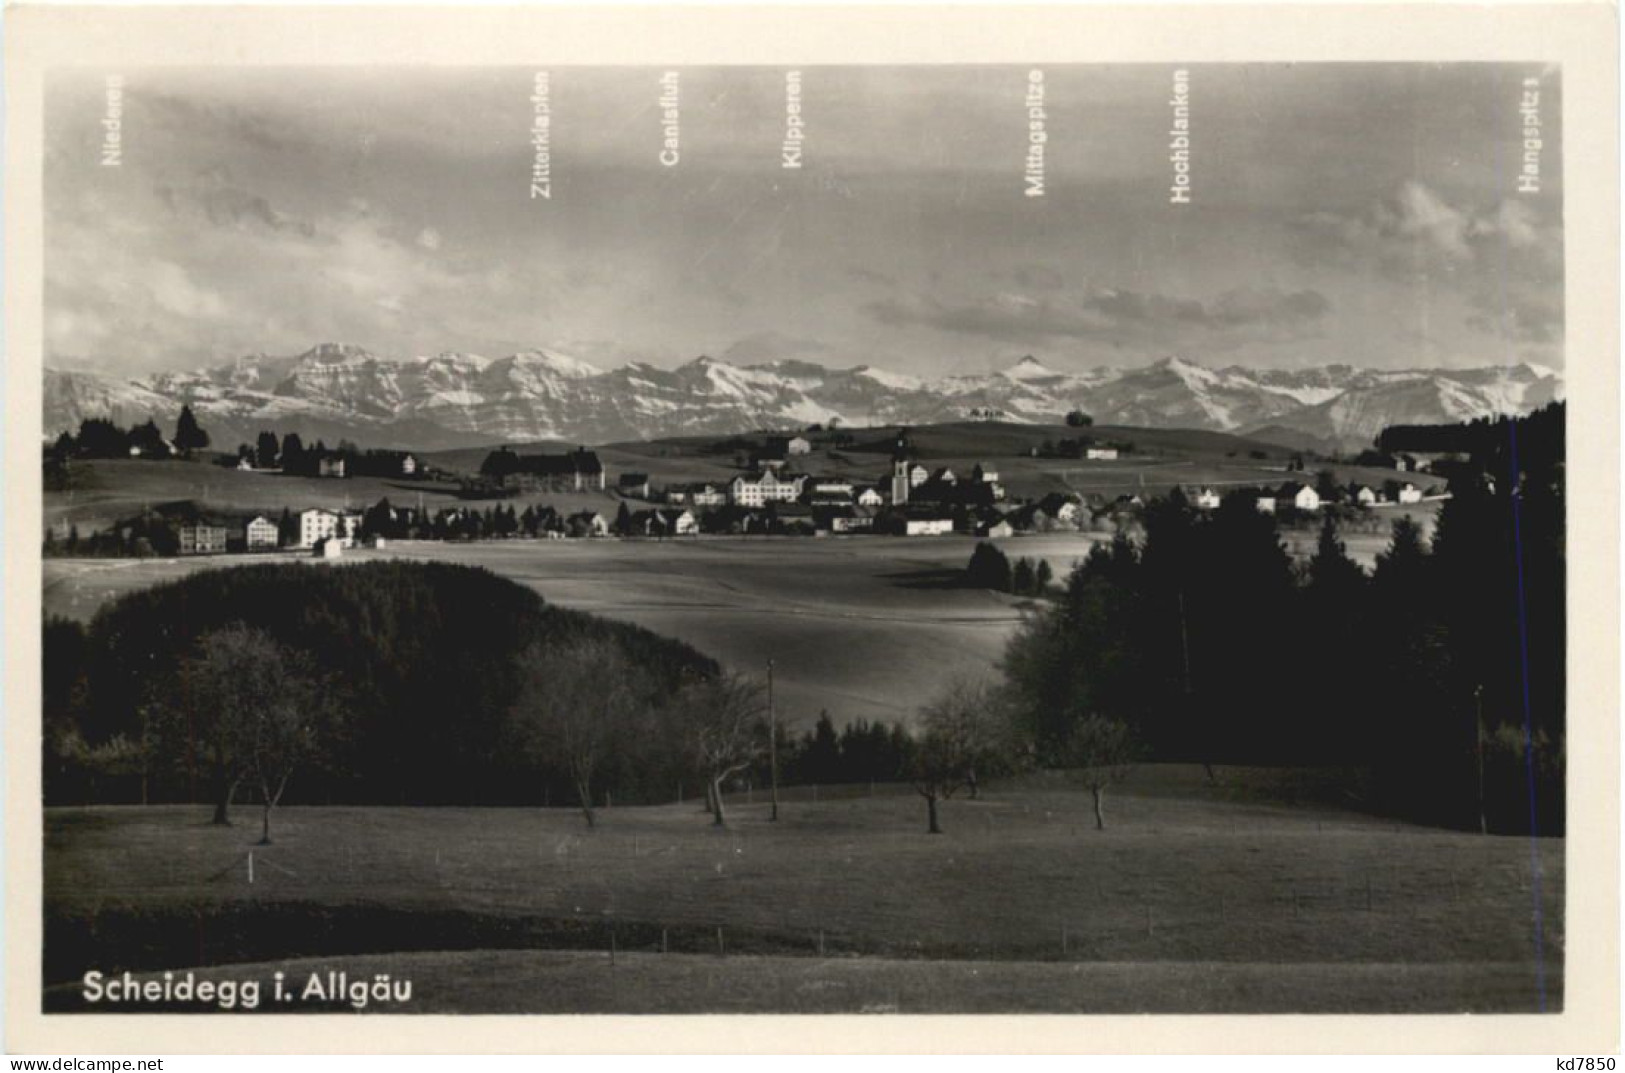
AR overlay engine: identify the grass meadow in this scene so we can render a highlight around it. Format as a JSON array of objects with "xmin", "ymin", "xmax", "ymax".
[
  {"xmin": 43, "ymin": 767, "xmax": 1561, "ymax": 1013},
  {"xmin": 44, "ymin": 459, "xmax": 626, "ymax": 534},
  {"xmin": 43, "ymin": 519, "xmax": 1440, "ymax": 730}
]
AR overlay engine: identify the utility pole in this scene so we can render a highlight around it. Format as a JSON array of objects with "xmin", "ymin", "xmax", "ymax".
[
  {"xmin": 768, "ymin": 659, "xmax": 780, "ymax": 821},
  {"xmin": 1474, "ymin": 684, "xmax": 1488, "ymax": 835}
]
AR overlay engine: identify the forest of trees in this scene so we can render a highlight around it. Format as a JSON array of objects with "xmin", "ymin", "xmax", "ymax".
[
  {"xmin": 45, "ymin": 407, "xmax": 210, "ymax": 464},
  {"xmin": 234, "ymin": 430, "xmax": 420, "ymax": 478},
  {"xmin": 999, "ymin": 402, "xmax": 1565, "ymax": 834},
  {"xmin": 43, "ymin": 562, "xmax": 723, "ymax": 814},
  {"xmin": 965, "ymin": 543, "xmax": 1053, "ymax": 596}
]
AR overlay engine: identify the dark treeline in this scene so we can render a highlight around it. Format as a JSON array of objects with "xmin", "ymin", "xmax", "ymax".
[
  {"xmin": 1377, "ymin": 403, "xmax": 1564, "ymax": 462},
  {"xmin": 245, "ymin": 431, "xmax": 419, "ymax": 479},
  {"xmin": 1001, "ymin": 402, "xmax": 1564, "ymax": 834},
  {"xmin": 44, "ymin": 562, "xmax": 719, "ymax": 810},
  {"xmin": 965, "ymin": 543, "xmax": 1054, "ymax": 596},
  {"xmin": 778, "ymin": 713, "xmax": 915, "ymax": 787},
  {"xmin": 46, "ymin": 407, "xmax": 210, "ymax": 463}
]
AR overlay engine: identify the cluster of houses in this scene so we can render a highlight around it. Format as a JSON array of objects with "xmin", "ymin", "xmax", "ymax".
[
  {"xmin": 1235, "ymin": 479, "xmax": 1434, "ymax": 515},
  {"xmin": 627, "ymin": 438, "xmax": 1012, "ymax": 538},
  {"xmin": 161, "ymin": 508, "xmax": 369, "ymax": 558},
  {"xmin": 104, "ymin": 430, "xmax": 1455, "ymax": 557}
]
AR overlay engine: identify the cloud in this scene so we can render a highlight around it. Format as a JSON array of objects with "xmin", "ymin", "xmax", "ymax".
[
  {"xmin": 146, "ymin": 261, "xmax": 229, "ymax": 318},
  {"xmin": 1208, "ymin": 288, "xmax": 1332, "ymax": 327},
  {"xmin": 1388, "ymin": 181, "xmax": 1472, "ymax": 258},
  {"xmin": 1293, "ymin": 180, "xmax": 1561, "ymax": 275},
  {"xmin": 866, "ymin": 285, "xmax": 1331, "ymax": 347},
  {"xmin": 844, "ymin": 266, "xmax": 897, "ymax": 288},
  {"xmin": 1467, "ymin": 291, "xmax": 1564, "ymax": 345},
  {"xmin": 1012, "ymin": 264, "xmax": 1066, "ymax": 291},
  {"xmin": 721, "ymin": 331, "xmax": 833, "ymax": 365},
  {"xmin": 155, "ymin": 167, "xmax": 316, "ymax": 237},
  {"xmin": 1471, "ymin": 198, "xmax": 1544, "ymax": 249},
  {"xmin": 416, "ymin": 227, "xmax": 442, "ymax": 251}
]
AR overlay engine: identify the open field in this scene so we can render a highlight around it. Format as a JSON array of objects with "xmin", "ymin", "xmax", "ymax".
[
  {"xmin": 43, "ymin": 768, "xmax": 1562, "ymax": 1013},
  {"xmin": 44, "ymin": 459, "xmax": 627, "ymax": 533},
  {"xmin": 43, "ymin": 518, "xmax": 1439, "ymax": 729},
  {"xmin": 429, "ymin": 420, "xmax": 1428, "ymax": 505},
  {"xmin": 44, "ymin": 536, "xmax": 1050, "ymax": 726}
]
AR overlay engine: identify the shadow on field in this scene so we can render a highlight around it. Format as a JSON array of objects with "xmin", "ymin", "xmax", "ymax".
[{"xmin": 877, "ymin": 568, "xmax": 972, "ymax": 591}]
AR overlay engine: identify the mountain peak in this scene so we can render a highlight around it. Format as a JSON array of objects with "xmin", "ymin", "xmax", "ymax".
[
  {"xmin": 509, "ymin": 348, "xmax": 605, "ymax": 379},
  {"xmin": 298, "ymin": 342, "xmax": 377, "ymax": 364},
  {"xmin": 43, "ymin": 346, "xmax": 1563, "ymax": 452},
  {"xmin": 1001, "ymin": 355, "xmax": 1060, "ymax": 381}
]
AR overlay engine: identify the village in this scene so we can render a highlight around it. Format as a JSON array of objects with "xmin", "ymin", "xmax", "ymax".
[{"xmin": 45, "ymin": 427, "xmax": 1452, "ymax": 560}]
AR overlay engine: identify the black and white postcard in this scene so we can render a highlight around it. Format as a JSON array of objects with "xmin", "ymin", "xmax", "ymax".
[{"xmin": 4, "ymin": 3, "xmax": 1618, "ymax": 1056}]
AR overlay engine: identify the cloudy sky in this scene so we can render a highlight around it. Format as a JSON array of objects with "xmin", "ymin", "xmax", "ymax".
[{"xmin": 45, "ymin": 63, "xmax": 1563, "ymax": 378}]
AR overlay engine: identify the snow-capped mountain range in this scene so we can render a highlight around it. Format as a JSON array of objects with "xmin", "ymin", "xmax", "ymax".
[{"xmin": 45, "ymin": 344, "xmax": 1564, "ymax": 452}]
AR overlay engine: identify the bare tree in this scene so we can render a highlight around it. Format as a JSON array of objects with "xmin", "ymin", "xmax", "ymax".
[
  {"xmin": 908, "ymin": 725, "xmax": 966, "ymax": 835},
  {"xmin": 174, "ymin": 624, "xmax": 327, "ymax": 840},
  {"xmin": 908, "ymin": 677, "xmax": 1018, "ymax": 833},
  {"xmin": 677, "ymin": 672, "xmax": 766, "ymax": 827},
  {"xmin": 1061, "ymin": 715, "xmax": 1137, "ymax": 830},
  {"xmin": 512, "ymin": 638, "xmax": 645, "ymax": 829},
  {"xmin": 916, "ymin": 675, "xmax": 1018, "ymax": 800}
]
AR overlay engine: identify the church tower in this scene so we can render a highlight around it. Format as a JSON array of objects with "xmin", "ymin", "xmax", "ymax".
[{"xmin": 891, "ymin": 456, "xmax": 911, "ymax": 506}]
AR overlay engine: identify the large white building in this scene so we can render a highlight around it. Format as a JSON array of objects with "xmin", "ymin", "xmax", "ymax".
[
  {"xmin": 299, "ymin": 508, "xmax": 362, "ymax": 549},
  {"xmin": 730, "ymin": 470, "xmax": 806, "ymax": 507},
  {"xmin": 903, "ymin": 516, "xmax": 954, "ymax": 536},
  {"xmin": 245, "ymin": 515, "xmax": 280, "ymax": 549}
]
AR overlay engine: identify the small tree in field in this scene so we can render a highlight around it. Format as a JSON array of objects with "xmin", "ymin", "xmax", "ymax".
[
  {"xmin": 908, "ymin": 677, "xmax": 1018, "ymax": 832},
  {"xmin": 172, "ymin": 624, "xmax": 328, "ymax": 840},
  {"xmin": 907, "ymin": 727, "xmax": 965, "ymax": 835},
  {"xmin": 1060, "ymin": 716, "xmax": 1137, "ymax": 831},
  {"xmin": 678, "ymin": 672, "xmax": 767, "ymax": 827},
  {"xmin": 965, "ymin": 542, "xmax": 1013, "ymax": 592},
  {"xmin": 511, "ymin": 637, "xmax": 644, "ymax": 829},
  {"xmin": 916, "ymin": 675, "xmax": 1018, "ymax": 801}
]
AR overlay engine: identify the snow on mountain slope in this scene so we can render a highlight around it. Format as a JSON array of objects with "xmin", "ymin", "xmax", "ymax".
[{"xmin": 44, "ymin": 345, "xmax": 1564, "ymax": 449}]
